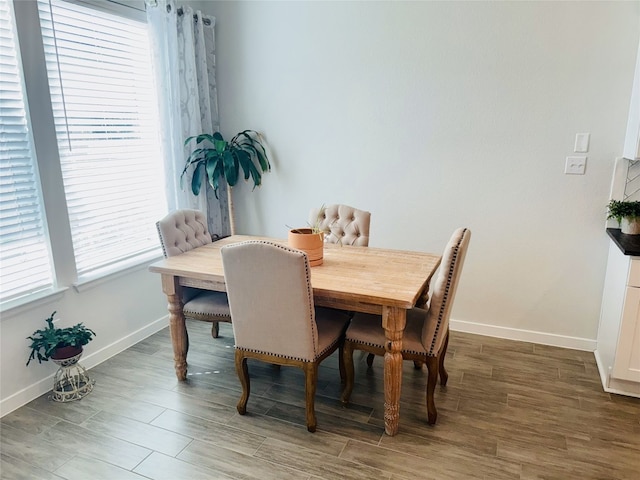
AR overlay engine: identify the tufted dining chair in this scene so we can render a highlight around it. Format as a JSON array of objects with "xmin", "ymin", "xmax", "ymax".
[
  {"xmin": 156, "ymin": 209, "xmax": 232, "ymax": 339},
  {"xmin": 309, "ymin": 204, "xmax": 371, "ymax": 246},
  {"xmin": 221, "ymin": 240, "xmax": 351, "ymax": 432},
  {"xmin": 341, "ymin": 228, "xmax": 471, "ymax": 425}
]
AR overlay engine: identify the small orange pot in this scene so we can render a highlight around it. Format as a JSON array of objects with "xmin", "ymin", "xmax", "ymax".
[{"xmin": 288, "ymin": 228, "xmax": 324, "ymax": 266}]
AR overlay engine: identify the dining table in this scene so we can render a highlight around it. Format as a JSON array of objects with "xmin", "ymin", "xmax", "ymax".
[{"xmin": 149, "ymin": 234, "xmax": 441, "ymax": 436}]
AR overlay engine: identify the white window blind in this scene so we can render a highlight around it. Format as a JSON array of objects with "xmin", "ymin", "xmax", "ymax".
[
  {"xmin": 37, "ymin": 0, "xmax": 167, "ymax": 278},
  {"xmin": 0, "ymin": 0, "xmax": 54, "ymax": 303}
]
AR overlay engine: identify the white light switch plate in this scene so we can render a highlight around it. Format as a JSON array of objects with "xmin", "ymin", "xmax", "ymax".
[
  {"xmin": 565, "ymin": 156, "xmax": 587, "ymax": 175},
  {"xmin": 574, "ymin": 133, "xmax": 590, "ymax": 153}
]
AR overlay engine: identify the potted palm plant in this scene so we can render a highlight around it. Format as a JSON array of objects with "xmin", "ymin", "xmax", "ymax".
[
  {"xmin": 607, "ymin": 199, "xmax": 640, "ymax": 235},
  {"xmin": 26, "ymin": 311, "xmax": 96, "ymax": 366},
  {"xmin": 182, "ymin": 130, "xmax": 271, "ymax": 235}
]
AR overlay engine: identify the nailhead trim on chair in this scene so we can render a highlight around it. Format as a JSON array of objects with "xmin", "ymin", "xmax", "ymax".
[
  {"xmin": 428, "ymin": 228, "xmax": 467, "ymax": 355},
  {"xmin": 183, "ymin": 308, "xmax": 229, "ymax": 317},
  {"xmin": 156, "ymin": 222, "xmax": 169, "ymax": 258},
  {"xmin": 236, "ymin": 341, "xmax": 339, "ymax": 363},
  {"xmin": 347, "ymin": 338, "xmax": 434, "ymax": 358}
]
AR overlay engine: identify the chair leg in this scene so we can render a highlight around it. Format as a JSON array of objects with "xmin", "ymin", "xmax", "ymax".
[
  {"xmin": 304, "ymin": 362, "xmax": 318, "ymax": 432},
  {"xmin": 425, "ymin": 356, "xmax": 439, "ymax": 425},
  {"xmin": 439, "ymin": 329, "xmax": 450, "ymax": 386},
  {"xmin": 235, "ymin": 350, "xmax": 250, "ymax": 415},
  {"xmin": 338, "ymin": 341, "xmax": 346, "ymax": 384},
  {"xmin": 211, "ymin": 321, "xmax": 220, "ymax": 338},
  {"xmin": 366, "ymin": 353, "xmax": 375, "ymax": 367},
  {"xmin": 341, "ymin": 341, "xmax": 355, "ymax": 405}
]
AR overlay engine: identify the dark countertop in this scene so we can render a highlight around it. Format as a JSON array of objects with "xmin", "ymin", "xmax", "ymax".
[{"xmin": 607, "ymin": 228, "xmax": 640, "ymax": 256}]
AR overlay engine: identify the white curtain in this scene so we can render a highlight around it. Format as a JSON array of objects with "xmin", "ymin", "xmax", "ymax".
[{"xmin": 146, "ymin": 0, "xmax": 219, "ymax": 214}]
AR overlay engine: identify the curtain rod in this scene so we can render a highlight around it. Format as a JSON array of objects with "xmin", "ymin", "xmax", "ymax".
[
  {"xmin": 177, "ymin": 6, "xmax": 211, "ymax": 26},
  {"xmin": 145, "ymin": 1, "xmax": 212, "ymax": 26}
]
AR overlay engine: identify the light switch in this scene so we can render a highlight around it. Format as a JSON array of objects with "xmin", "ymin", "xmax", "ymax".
[
  {"xmin": 574, "ymin": 133, "xmax": 590, "ymax": 153},
  {"xmin": 565, "ymin": 156, "xmax": 587, "ymax": 175}
]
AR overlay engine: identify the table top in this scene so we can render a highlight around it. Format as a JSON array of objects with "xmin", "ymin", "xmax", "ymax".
[{"xmin": 149, "ymin": 235, "xmax": 442, "ymax": 310}]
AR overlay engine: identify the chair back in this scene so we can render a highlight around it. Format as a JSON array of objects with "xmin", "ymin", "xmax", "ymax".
[
  {"xmin": 156, "ymin": 209, "xmax": 212, "ymax": 257},
  {"xmin": 422, "ymin": 228, "xmax": 471, "ymax": 355},
  {"xmin": 221, "ymin": 241, "xmax": 320, "ymax": 361},
  {"xmin": 309, "ymin": 204, "xmax": 371, "ymax": 246}
]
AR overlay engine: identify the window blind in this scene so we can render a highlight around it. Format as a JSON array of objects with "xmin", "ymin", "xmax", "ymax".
[
  {"xmin": 37, "ymin": 0, "xmax": 167, "ymax": 277},
  {"xmin": 0, "ymin": 0, "xmax": 54, "ymax": 303}
]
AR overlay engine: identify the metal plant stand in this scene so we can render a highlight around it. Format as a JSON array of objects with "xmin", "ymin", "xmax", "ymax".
[{"xmin": 50, "ymin": 351, "xmax": 95, "ymax": 402}]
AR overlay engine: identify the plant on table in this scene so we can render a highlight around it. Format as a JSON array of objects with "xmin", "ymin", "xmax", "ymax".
[
  {"xmin": 287, "ymin": 206, "xmax": 338, "ymax": 267},
  {"xmin": 182, "ymin": 130, "xmax": 271, "ymax": 235},
  {"xmin": 287, "ymin": 205, "xmax": 335, "ymax": 236},
  {"xmin": 26, "ymin": 311, "xmax": 96, "ymax": 366}
]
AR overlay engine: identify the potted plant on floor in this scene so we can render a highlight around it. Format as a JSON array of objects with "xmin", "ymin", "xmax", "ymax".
[
  {"xmin": 607, "ymin": 199, "xmax": 640, "ymax": 235},
  {"xmin": 27, "ymin": 311, "xmax": 97, "ymax": 402},
  {"xmin": 26, "ymin": 311, "xmax": 96, "ymax": 366},
  {"xmin": 182, "ymin": 130, "xmax": 271, "ymax": 235}
]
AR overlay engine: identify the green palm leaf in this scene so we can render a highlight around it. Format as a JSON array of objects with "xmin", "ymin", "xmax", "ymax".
[
  {"xmin": 223, "ymin": 150, "xmax": 238, "ymax": 186},
  {"xmin": 183, "ymin": 129, "xmax": 271, "ymax": 196},
  {"xmin": 191, "ymin": 162, "xmax": 204, "ymax": 195}
]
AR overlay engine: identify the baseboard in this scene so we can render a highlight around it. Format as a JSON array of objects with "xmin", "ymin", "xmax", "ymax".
[
  {"xmin": 450, "ymin": 319, "xmax": 597, "ymax": 351},
  {"xmin": 0, "ymin": 316, "xmax": 168, "ymax": 418},
  {"xmin": 594, "ymin": 349, "xmax": 640, "ymax": 398},
  {"xmin": 593, "ymin": 349, "xmax": 609, "ymax": 392}
]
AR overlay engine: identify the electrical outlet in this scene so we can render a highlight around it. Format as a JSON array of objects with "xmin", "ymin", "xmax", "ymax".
[{"xmin": 565, "ymin": 156, "xmax": 587, "ymax": 175}]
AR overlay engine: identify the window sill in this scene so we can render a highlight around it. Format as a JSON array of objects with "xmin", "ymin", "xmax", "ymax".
[
  {"xmin": 0, "ymin": 287, "xmax": 68, "ymax": 319},
  {"xmin": 73, "ymin": 250, "xmax": 164, "ymax": 293}
]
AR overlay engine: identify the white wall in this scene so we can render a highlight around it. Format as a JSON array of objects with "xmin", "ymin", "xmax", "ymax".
[{"xmin": 194, "ymin": 1, "xmax": 640, "ymax": 347}]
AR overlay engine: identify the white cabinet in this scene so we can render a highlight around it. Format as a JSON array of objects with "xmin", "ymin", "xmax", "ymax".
[
  {"xmin": 612, "ymin": 285, "xmax": 640, "ymax": 381},
  {"xmin": 623, "ymin": 40, "xmax": 640, "ymax": 161},
  {"xmin": 596, "ymin": 240, "xmax": 640, "ymax": 397}
]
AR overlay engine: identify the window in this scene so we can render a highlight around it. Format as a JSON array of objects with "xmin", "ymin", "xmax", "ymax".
[
  {"xmin": 1, "ymin": 0, "xmax": 167, "ymax": 307},
  {"xmin": 0, "ymin": 0, "xmax": 54, "ymax": 303},
  {"xmin": 37, "ymin": 0, "xmax": 167, "ymax": 279}
]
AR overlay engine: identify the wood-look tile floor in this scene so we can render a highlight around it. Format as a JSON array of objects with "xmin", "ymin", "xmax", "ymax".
[{"xmin": 2, "ymin": 321, "xmax": 640, "ymax": 480}]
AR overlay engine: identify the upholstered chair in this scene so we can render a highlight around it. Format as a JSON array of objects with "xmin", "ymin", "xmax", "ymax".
[
  {"xmin": 309, "ymin": 204, "xmax": 371, "ymax": 246},
  {"xmin": 221, "ymin": 240, "xmax": 351, "ymax": 432},
  {"xmin": 341, "ymin": 228, "xmax": 471, "ymax": 425},
  {"xmin": 156, "ymin": 209, "xmax": 232, "ymax": 338}
]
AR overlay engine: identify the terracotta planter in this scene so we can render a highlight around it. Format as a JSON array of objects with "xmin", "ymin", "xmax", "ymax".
[
  {"xmin": 621, "ymin": 217, "xmax": 640, "ymax": 235},
  {"xmin": 288, "ymin": 228, "xmax": 324, "ymax": 266}
]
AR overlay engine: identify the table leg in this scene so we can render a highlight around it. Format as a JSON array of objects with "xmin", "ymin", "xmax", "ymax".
[
  {"xmin": 382, "ymin": 306, "xmax": 406, "ymax": 436},
  {"xmin": 162, "ymin": 275, "xmax": 188, "ymax": 381}
]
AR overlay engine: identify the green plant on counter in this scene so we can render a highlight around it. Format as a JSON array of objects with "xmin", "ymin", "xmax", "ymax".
[
  {"xmin": 607, "ymin": 199, "xmax": 640, "ymax": 225},
  {"xmin": 26, "ymin": 311, "xmax": 96, "ymax": 366}
]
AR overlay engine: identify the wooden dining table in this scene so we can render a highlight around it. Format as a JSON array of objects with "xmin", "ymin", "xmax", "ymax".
[{"xmin": 149, "ymin": 234, "xmax": 441, "ymax": 436}]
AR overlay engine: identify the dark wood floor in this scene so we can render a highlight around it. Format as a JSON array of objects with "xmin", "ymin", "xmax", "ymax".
[{"xmin": 2, "ymin": 320, "xmax": 639, "ymax": 480}]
